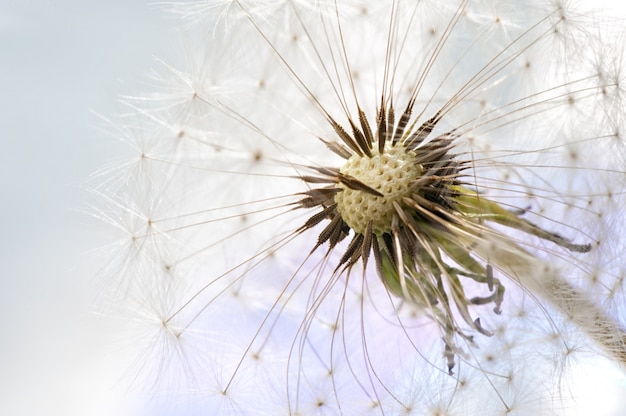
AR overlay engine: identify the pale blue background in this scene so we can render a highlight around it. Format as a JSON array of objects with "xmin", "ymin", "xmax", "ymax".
[{"xmin": 0, "ymin": 1, "xmax": 174, "ymax": 414}]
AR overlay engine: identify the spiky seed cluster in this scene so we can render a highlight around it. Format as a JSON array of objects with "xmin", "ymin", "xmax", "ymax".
[
  {"xmin": 297, "ymin": 102, "xmax": 463, "ymax": 271},
  {"xmin": 335, "ymin": 142, "xmax": 421, "ymax": 235},
  {"xmin": 295, "ymin": 98, "xmax": 603, "ymax": 372}
]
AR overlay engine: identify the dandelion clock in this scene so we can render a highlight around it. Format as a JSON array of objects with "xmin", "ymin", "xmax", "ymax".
[{"xmin": 91, "ymin": 0, "xmax": 626, "ymax": 414}]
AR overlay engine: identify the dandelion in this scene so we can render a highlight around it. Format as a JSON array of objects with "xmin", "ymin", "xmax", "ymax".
[{"xmin": 92, "ymin": 0, "xmax": 626, "ymax": 414}]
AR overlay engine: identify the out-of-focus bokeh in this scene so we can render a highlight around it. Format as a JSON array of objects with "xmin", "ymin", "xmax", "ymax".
[
  {"xmin": 3, "ymin": 1, "xmax": 626, "ymax": 416},
  {"xmin": 0, "ymin": 1, "xmax": 174, "ymax": 415}
]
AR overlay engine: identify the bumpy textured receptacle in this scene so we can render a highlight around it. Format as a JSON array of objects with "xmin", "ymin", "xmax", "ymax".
[{"xmin": 335, "ymin": 143, "xmax": 421, "ymax": 235}]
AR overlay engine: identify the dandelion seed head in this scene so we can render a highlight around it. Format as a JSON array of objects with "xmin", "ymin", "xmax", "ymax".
[{"xmin": 91, "ymin": 0, "xmax": 626, "ymax": 414}]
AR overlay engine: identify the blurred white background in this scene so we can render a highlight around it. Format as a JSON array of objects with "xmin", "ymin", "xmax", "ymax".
[
  {"xmin": 0, "ymin": 1, "xmax": 174, "ymax": 414},
  {"xmin": 2, "ymin": 1, "xmax": 626, "ymax": 416}
]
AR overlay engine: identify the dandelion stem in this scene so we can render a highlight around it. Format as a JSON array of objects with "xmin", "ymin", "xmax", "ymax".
[{"xmin": 478, "ymin": 238, "xmax": 626, "ymax": 366}]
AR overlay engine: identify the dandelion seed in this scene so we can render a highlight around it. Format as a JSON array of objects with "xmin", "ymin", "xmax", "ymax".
[{"xmin": 93, "ymin": 0, "xmax": 626, "ymax": 414}]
